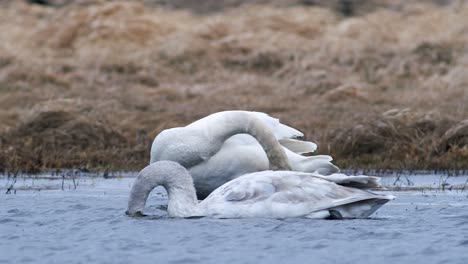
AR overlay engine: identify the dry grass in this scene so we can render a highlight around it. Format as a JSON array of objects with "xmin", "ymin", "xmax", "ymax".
[{"xmin": 0, "ymin": 0, "xmax": 467, "ymax": 172}]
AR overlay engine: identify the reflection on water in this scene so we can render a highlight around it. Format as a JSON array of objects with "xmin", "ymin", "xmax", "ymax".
[{"xmin": 1, "ymin": 176, "xmax": 468, "ymax": 264}]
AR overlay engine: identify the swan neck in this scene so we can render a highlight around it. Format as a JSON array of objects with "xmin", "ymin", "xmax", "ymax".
[
  {"xmin": 214, "ymin": 112, "xmax": 291, "ymax": 170},
  {"xmin": 127, "ymin": 161, "xmax": 200, "ymax": 217}
]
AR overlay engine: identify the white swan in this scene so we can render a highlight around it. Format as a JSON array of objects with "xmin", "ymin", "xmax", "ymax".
[
  {"xmin": 127, "ymin": 161, "xmax": 394, "ymax": 219},
  {"xmin": 150, "ymin": 111, "xmax": 339, "ymax": 198}
]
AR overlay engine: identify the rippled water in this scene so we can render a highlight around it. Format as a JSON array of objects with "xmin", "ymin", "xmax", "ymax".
[{"xmin": 1, "ymin": 176, "xmax": 468, "ymax": 264}]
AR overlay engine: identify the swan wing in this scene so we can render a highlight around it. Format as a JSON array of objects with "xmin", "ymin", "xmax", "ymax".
[
  {"xmin": 203, "ymin": 171, "xmax": 392, "ymax": 218},
  {"xmin": 220, "ymin": 172, "xmax": 375, "ymax": 204},
  {"xmin": 310, "ymin": 173, "xmax": 383, "ymax": 189},
  {"xmin": 279, "ymin": 138, "xmax": 317, "ymax": 154},
  {"xmin": 303, "ymin": 155, "xmax": 334, "ymax": 162},
  {"xmin": 284, "ymin": 150, "xmax": 340, "ymax": 175},
  {"xmin": 297, "ymin": 155, "xmax": 340, "ymax": 175}
]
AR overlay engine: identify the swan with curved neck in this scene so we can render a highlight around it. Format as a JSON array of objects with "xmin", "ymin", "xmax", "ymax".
[
  {"xmin": 127, "ymin": 161, "xmax": 394, "ymax": 219},
  {"xmin": 150, "ymin": 111, "xmax": 339, "ymax": 198},
  {"xmin": 151, "ymin": 111, "xmax": 291, "ymax": 170}
]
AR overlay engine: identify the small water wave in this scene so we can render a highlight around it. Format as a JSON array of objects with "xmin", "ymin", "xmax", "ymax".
[{"xmin": 1, "ymin": 176, "xmax": 468, "ymax": 264}]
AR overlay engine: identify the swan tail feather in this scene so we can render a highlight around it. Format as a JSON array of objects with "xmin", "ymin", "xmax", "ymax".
[
  {"xmin": 305, "ymin": 194, "xmax": 394, "ymax": 219},
  {"xmin": 294, "ymin": 155, "xmax": 340, "ymax": 175},
  {"xmin": 250, "ymin": 112, "xmax": 304, "ymax": 139},
  {"xmin": 313, "ymin": 173, "xmax": 384, "ymax": 189},
  {"xmin": 328, "ymin": 196, "xmax": 394, "ymax": 218},
  {"xmin": 279, "ymin": 139, "xmax": 317, "ymax": 154}
]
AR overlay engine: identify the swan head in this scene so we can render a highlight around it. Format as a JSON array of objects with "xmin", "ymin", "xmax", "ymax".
[
  {"xmin": 125, "ymin": 210, "xmax": 146, "ymax": 217},
  {"xmin": 126, "ymin": 161, "xmax": 199, "ymax": 218}
]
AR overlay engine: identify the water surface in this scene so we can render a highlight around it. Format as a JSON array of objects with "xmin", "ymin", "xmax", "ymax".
[{"xmin": 1, "ymin": 176, "xmax": 467, "ymax": 264}]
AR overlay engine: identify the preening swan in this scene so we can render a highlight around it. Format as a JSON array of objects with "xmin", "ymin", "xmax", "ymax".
[
  {"xmin": 127, "ymin": 161, "xmax": 394, "ymax": 219},
  {"xmin": 150, "ymin": 111, "xmax": 339, "ymax": 198}
]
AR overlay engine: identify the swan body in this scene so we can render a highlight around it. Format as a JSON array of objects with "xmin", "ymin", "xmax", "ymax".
[
  {"xmin": 127, "ymin": 161, "xmax": 394, "ymax": 219},
  {"xmin": 150, "ymin": 111, "xmax": 339, "ymax": 198}
]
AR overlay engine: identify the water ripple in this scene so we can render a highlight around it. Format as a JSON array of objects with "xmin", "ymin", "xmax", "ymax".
[{"xmin": 1, "ymin": 179, "xmax": 468, "ymax": 264}]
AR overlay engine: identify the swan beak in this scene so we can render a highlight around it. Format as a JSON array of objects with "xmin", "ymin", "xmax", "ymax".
[{"xmin": 125, "ymin": 210, "xmax": 146, "ymax": 217}]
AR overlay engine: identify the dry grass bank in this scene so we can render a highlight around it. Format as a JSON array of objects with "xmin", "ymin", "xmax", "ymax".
[{"xmin": 0, "ymin": 0, "xmax": 467, "ymax": 172}]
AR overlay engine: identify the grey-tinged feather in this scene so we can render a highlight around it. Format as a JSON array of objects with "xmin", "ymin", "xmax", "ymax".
[
  {"xmin": 217, "ymin": 171, "xmax": 386, "ymax": 208},
  {"xmin": 311, "ymin": 173, "xmax": 383, "ymax": 189},
  {"xmin": 221, "ymin": 177, "xmax": 275, "ymax": 202},
  {"xmin": 279, "ymin": 138, "xmax": 317, "ymax": 154},
  {"xmin": 199, "ymin": 170, "xmax": 393, "ymax": 218}
]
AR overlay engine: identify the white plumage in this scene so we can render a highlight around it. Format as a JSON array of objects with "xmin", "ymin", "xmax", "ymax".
[
  {"xmin": 150, "ymin": 111, "xmax": 338, "ymax": 198},
  {"xmin": 127, "ymin": 161, "xmax": 393, "ymax": 219}
]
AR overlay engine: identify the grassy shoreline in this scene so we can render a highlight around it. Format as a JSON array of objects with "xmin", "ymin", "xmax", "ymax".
[{"xmin": 1, "ymin": 1, "xmax": 467, "ymax": 172}]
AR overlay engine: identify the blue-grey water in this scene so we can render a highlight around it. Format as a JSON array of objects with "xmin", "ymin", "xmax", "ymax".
[{"xmin": 1, "ymin": 176, "xmax": 468, "ymax": 264}]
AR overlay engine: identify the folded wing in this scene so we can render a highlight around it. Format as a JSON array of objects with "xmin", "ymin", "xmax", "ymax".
[{"xmin": 202, "ymin": 171, "xmax": 393, "ymax": 218}]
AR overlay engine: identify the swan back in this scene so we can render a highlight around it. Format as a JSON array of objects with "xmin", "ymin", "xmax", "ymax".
[{"xmin": 201, "ymin": 171, "xmax": 393, "ymax": 219}]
